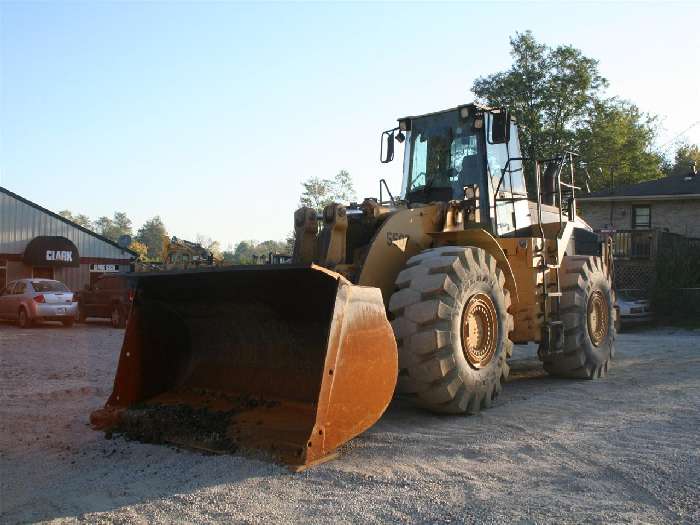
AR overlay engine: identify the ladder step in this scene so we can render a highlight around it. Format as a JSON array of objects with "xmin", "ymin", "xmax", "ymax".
[
  {"xmin": 546, "ymin": 292, "xmax": 563, "ymax": 297},
  {"xmin": 546, "ymin": 264, "xmax": 560, "ymax": 269},
  {"xmin": 547, "ymin": 320, "xmax": 563, "ymax": 326}
]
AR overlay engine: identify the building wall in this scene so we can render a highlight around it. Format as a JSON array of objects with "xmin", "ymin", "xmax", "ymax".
[
  {"xmin": 2, "ymin": 261, "xmax": 121, "ymax": 291},
  {"xmin": 55, "ymin": 265, "xmax": 91, "ymax": 291},
  {"xmin": 6, "ymin": 261, "xmax": 32, "ymax": 281},
  {"xmin": 0, "ymin": 190, "xmax": 133, "ymax": 259},
  {"xmin": 579, "ymin": 199, "xmax": 700, "ymax": 238},
  {"xmin": 1, "ymin": 189, "xmax": 133, "ymax": 290}
]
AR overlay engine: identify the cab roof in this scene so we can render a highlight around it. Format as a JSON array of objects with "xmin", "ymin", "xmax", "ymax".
[{"xmin": 398, "ymin": 102, "xmax": 493, "ymax": 122}]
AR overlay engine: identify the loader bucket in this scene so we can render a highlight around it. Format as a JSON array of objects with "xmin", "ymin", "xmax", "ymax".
[{"xmin": 90, "ymin": 264, "xmax": 397, "ymax": 470}]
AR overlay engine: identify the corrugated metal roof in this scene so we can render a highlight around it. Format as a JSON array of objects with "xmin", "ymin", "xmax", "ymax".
[{"xmin": 0, "ymin": 186, "xmax": 136, "ymax": 259}]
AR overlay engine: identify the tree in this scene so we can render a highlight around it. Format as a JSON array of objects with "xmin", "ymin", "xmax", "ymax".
[
  {"xmin": 472, "ymin": 31, "xmax": 607, "ymax": 166},
  {"xmin": 472, "ymin": 31, "xmax": 665, "ymax": 192},
  {"xmin": 113, "ymin": 212, "xmax": 132, "ymax": 236},
  {"xmin": 577, "ymin": 98, "xmax": 663, "ymax": 190},
  {"xmin": 135, "ymin": 216, "xmax": 168, "ymax": 259},
  {"xmin": 58, "ymin": 210, "xmax": 92, "ymax": 229},
  {"xmin": 94, "ymin": 212, "xmax": 133, "ymax": 242},
  {"xmin": 663, "ymin": 143, "xmax": 700, "ymax": 178},
  {"xmin": 128, "ymin": 240, "xmax": 148, "ymax": 260},
  {"xmin": 299, "ymin": 170, "xmax": 356, "ymax": 212},
  {"xmin": 195, "ymin": 234, "xmax": 222, "ymax": 258},
  {"xmin": 224, "ymin": 239, "xmax": 290, "ymax": 264}
]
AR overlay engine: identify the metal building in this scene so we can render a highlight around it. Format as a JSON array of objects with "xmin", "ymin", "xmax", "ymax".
[{"xmin": 0, "ymin": 186, "xmax": 136, "ymax": 291}]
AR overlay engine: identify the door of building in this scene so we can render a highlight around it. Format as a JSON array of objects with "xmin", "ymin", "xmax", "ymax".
[
  {"xmin": 90, "ymin": 272, "xmax": 105, "ymax": 287},
  {"xmin": 33, "ymin": 267, "xmax": 54, "ymax": 279}
]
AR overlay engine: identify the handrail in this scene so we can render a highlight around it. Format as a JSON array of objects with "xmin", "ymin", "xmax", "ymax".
[{"xmin": 379, "ymin": 179, "xmax": 396, "ymax": 206}]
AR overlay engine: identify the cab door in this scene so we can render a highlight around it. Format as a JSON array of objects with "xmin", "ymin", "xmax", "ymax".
[{"xmin": 485, "ymin": 119, "xmax": 530, "ymax": 236}]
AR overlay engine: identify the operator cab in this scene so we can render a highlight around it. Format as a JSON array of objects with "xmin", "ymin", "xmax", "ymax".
[{"xmin": 381, "ymin": 103, "xmax": 531, "ymax": 237}]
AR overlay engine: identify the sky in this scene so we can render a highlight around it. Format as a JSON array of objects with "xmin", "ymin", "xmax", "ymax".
[{"xmin": 1, "ymin": 1, "xmax": 699, "ymax": 248}]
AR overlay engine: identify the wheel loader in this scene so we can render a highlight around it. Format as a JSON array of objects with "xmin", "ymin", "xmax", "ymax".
[{"xmin": 91, "ymin": 103, "xmax": 616, "ymax": 470}]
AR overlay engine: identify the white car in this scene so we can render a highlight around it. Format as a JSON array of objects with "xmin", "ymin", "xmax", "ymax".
[
  {"xmin": 616, "ymin": 290, "xmax": 651, "ymax": 330},
  {"xmin": 0, "ymin": 278, "xmax": 78, "ymax": 328}
]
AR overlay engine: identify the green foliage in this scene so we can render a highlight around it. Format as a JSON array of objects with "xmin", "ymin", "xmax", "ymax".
[
  {"xmin": 472, "ymin": 31, "xmax": 663, "ymax": 192},
  {"xmin": 58, "ymin": 210, "xmax": 93, "ymax": 229},
  {"xmin": 222, "ymin": 239, "xmax": 289, "ymax": 265},
  {"xmin": 93, "ymin": 211, "xmax": 133, "ymax": 242},
  {"xmin": 299, "ymin": 170, "xmax": 356, "ymax": 212},
  {"xmin": 135, "ymin": 216, "xmax": 168, "ymax": 259},
  {"xmin": 663, "ymin": 143, "xmax": 700, "ymax": 178},
  {"xmin": 472, "ymin": 31, "xmax": 607, "ymax": 163},
  {"xmin": 577, "ymin": 99, "xmax": 663, "ymax": 190}
]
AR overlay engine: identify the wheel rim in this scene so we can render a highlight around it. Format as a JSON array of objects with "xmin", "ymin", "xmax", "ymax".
[
  {"xmin": 587, "ymin": 290, "xmax": 609, "ymax": 347},
  {"xmin": 461, "ymin": 293, "xmax": 498, "ymax": 369},
  {"xmin": 19, "ymin": 310, "xmax": 26, "ymax": 326}
]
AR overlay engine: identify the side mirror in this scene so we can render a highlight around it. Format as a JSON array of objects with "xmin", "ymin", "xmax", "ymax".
[
  {"xmin": 380, "ymin": 129, "xmax": 396, "ymax": 163},
  {"xmin": 490, "ymin": 110, "xmax": 511, "ymax": 144}
]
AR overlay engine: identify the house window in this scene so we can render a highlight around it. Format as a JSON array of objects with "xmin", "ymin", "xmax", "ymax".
[{"xmin": 632, "ymin": 205, "xmax": 651, "ymax": 229}]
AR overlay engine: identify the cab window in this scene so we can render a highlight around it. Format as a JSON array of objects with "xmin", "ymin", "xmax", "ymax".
[
  {"xmin": 486, "ymin": 119, "xmax": 526, "ymax": 195},
  {"xmin": 508, "ymin": 122, "xmax": 526, "ymax": 195}
]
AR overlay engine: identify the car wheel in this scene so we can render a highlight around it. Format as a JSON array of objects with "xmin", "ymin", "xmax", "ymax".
[
  {"xmin": 78, "ymin": 307, "xmax": 87, "ymax": 323},
  {"xmin": 18, "ymin": 308, "xmax": 33, "ymax": 329},
  {"xmin": 62, "ymin": 318, "xmax": 75, "ymax": 327}
]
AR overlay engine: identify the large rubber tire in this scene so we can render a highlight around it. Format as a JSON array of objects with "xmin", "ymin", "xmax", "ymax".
[
  {"xmin": 541, "ymin": 256, "xmax": 616, "ymax": 379},
  {"xmin": 388, "ymin": 246, "xmax": 514, "ymax": 414},
  {"xmin": 62, "ymin": 318, "xmax": 75, "ymax": 327}
]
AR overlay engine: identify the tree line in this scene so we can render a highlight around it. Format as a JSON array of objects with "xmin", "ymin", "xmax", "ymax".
[{"xmin": 60, "ymin": 32, "xmax": 697, "ymax": 264}]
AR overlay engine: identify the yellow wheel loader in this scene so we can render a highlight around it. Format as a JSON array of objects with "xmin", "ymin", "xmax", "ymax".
[
  {"xmin": 91, "ymin": 103, "xmax": 616, "ymax": 470},
  {"xmin": 161, "ymin": 236, "xmax": 221, "ymax": 269}
]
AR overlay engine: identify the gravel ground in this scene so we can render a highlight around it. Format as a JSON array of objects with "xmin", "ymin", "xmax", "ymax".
[{"xmin": 1, "ymin": 321, "xmax": 699, "ymax": 524}]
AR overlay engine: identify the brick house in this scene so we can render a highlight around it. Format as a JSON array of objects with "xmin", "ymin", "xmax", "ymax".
[
  {"xmin": 577, "ymin": 172, "xmax": 700, "ymax": 292},
  {"xmin": 578, "ymin": 172, "xmax": 700, "ymax": 238}
]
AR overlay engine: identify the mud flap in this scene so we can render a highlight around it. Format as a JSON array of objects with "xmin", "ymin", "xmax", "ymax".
[{"xmin": 90, "ymin": 264, "xmax": 397, "ymax": 469}]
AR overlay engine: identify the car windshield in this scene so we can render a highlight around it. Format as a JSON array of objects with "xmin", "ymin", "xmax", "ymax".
[
  {"xmin": 617, "ymin": 290, "xmax": 646, "ymax": 302},
  {"xmin": 31, "ymin": 280, "xmax": 69, "ymax": 292},
  {"xmin": 404, "ymin": 111, "xmax": 481, "ymax": 199}
]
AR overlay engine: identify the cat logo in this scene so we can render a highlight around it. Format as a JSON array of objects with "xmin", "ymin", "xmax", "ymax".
[{"xmin": 386, "ymin": 232, "xmax": 409, "ymax": 251}]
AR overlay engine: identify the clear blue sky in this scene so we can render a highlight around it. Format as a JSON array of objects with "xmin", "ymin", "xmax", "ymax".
[{"xmin": 2, "ymin": 1, "xmax": 699, "ymax": 248}]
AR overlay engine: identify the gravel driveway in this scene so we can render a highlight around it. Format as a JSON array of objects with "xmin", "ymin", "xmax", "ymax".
[{"xmin": 1, "ymin": 321, "xmax": 698, "ymax": 524}]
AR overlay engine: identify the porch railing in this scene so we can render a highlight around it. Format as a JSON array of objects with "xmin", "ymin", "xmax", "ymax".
[{"xmin": 598, "ymin": 229, "xmax": 658, "ymax": 259}]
